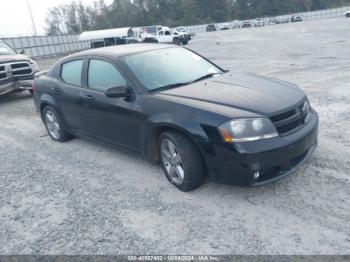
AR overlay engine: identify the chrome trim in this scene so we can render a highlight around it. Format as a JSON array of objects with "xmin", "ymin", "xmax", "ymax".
[
  {"xmin": 0, "ymin": 79, "xmax": 34, "ymax": 95},
  {"xmin": 232, "ymin": 132, "xmax": 279, "ymax": 143},
  {"xmin": 0, "ymin": 61, "xmax": 33, "ymax": 81}
]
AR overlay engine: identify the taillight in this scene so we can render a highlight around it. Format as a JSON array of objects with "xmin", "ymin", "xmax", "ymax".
[{"xmin": 32, "ymin": 81, "xmax": 36, "ymax": 93}]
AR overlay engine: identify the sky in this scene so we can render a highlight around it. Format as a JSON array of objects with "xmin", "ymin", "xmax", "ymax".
[{"xmin": 0, "ymin": 0, "xmax": 113, "ymax": 37}]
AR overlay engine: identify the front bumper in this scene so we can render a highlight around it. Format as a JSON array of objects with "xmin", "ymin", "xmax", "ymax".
[
  {"xmin": 204, "ymin": 109, "xmax": 319, "ymax": 186},
  {"xmin": 0, "ymin": 78, "xmax": 34, "ymax": 96}
]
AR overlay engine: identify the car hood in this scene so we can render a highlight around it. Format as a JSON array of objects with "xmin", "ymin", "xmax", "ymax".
[
  {"xmin": 0, "ymin": 54, "xmax": 30, "ymax": 64},
  {"xmin": 156, "ymin": 72, "xmax": 306, "ymax": 116}
]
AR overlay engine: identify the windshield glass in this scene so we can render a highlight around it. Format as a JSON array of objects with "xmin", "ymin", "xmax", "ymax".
[
  {"xmin": 124, "ymin": 48, "xmax": 223, "ymax": 91},
  {"xmin": 0, "ymin": 42, "xmax": 16, "ymax": 55}
]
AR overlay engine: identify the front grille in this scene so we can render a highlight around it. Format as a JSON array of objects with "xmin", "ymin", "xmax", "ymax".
[
  {"xmin": 12, "ymin": 68, "xmax": 32, "ymax": 75},
  {"xmin": 0, "ymin": 61, "xmax": 32, "ymax": 81},
  {"xmin": 270, "ymin": 109, "xmax": 296, "ymax": 122},
  {"xmin": 276, "ymin": 117, "xmax": 305, "ymax": 134},
  {"xmin": 11, "ymin": 62, "xmax": 30, "ymax": 70},
  {"xmin": 0, "ymin": 65, "xmax": 5, "ymax": 80},
  {"xmin": 270, "ymin": 102, "xmax": 307, "ymax": 136}
]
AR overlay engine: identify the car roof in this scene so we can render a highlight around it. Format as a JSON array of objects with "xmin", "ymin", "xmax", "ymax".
[{"xmin": 66, "ymin": 44, "xmax": 177, "ymax": 60}]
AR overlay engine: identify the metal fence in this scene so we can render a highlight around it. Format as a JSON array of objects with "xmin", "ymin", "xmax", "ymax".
[
  {"xmin": 185, "ymin": 5, "xmax": 350, "ymax": 34},
  {"xmin": 0, "ymin": 35, "xmax": 90, "ymax": 59},
  {"xmin": 1, "ymin": 5, "xmax": 349, "ymax": 58}
]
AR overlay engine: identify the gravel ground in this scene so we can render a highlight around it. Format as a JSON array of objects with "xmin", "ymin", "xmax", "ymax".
[{"xmin": 0, "ymin": 17, "xmax": 349, "ymax": 255}]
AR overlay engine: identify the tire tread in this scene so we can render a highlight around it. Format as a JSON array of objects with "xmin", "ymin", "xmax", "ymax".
[{"xmin": 159, "ymin": 130, "xmax": 205, "ymax": 192}]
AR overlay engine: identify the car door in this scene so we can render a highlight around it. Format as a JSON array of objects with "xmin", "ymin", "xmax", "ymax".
[
  {"xmin": 157, "ymin": 30, "xmax": 166, "ymax": 43},
  {"xmin": 163, "ymin": 30, "xmax": 173, "ymax": 43},
  {"xmin": 80, "ymin": 57, "xmax": 143, "ymax": 151},
  {"xmin": 57, "ymin": 58, "xmax": 88, "ymax": 132}
]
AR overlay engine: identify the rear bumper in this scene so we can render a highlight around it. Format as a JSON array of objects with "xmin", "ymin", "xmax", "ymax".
[
  {"xmin": 0, "ymin": 78, "xmax": 34, "ymax": 96},
  {"xmin": 203, "ymin": 109, "xmax": 319, "ymax": 186}
]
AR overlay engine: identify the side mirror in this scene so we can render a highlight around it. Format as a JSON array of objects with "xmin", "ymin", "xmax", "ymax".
[
  {"xmin": 19, "ymin": 49, "xmax": 25, "ymax": 55},
  {"xmin": 105, "ymin": 85, "xmax": 132, "ymax": 99}
]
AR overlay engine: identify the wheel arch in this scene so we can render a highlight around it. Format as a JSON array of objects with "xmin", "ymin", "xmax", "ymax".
[
  {"xmin": 39, "ymin": 95, "xmax": 58, "ymax": 120},
  {"xmin": 39, "ymin": 95, "xmax": 71, "ymax": 133},
  {"xmin": 144, "ymin": 123, "xmax": 208, "ymax": 173}
]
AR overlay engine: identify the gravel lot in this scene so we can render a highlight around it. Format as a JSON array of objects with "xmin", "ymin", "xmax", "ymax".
[{"xmin": 0, "ymin": 17, "xmax": 349, "ymax": 255}]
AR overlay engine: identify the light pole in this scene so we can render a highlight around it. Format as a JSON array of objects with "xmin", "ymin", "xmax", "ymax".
[{"xmin": 26, "ymin": 0, "xmax": 38, "ymax": 36}]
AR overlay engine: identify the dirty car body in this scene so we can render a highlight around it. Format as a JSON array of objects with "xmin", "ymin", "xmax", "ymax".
[
  {"xmin": 33, "ymin": 44, "xmax": 318, "ymax": 190},
  {"xmin": 0, "ymin": 41, "xmax": 39, "ymax": 96}
]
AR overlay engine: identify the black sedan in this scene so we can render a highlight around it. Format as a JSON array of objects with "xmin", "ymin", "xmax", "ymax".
[{"xmin": 33, "ymin": 44, "xmax": 318, "ymax": 192}]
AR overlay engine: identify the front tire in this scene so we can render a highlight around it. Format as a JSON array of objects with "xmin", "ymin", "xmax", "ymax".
[
  {"xmin": 43, "ymin": 106, "xmax": 72, "ymax": 142},
  {"xmin": 159, "ymin": 131, "xmax": 205, "ymax": 192},
  {"xmin": 173, "ymin": 38, "xmax": 181, "ymax": 45}
]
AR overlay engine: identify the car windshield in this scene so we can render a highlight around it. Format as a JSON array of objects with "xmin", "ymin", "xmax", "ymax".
[
  {"xmin": 124, "ymin": 47, "xmax": 224, "ymax": 91},
  {"xmin": 0, "ymin": 42, "xmax": 16, "ymax": 55}
]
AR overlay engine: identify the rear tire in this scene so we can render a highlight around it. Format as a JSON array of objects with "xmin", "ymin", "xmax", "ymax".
[
  {"xmin": 42, "ymin": 106, "xmax": 72, "ymax": 142},
  {"xmin": 159, "ymin": 131, "xmax": 205, "ymax": 192}
]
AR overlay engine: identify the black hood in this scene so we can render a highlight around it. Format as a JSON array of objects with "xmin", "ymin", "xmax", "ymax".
[{"xmin": 156, "ymin": 72, "xmax": 306, "ymax": 116}]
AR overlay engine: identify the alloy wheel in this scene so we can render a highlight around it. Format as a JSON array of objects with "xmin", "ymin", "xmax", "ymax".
[
  {"xmin": 160, "ymin": 138, "xmax": 185, "ymax": 185},
  {"xmin": 45, "ymin": 110, "xmax": 61, "ymax": 140}
]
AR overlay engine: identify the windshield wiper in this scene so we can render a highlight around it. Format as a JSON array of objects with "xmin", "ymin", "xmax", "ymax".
[
  {"xmin": 149, "ymin": 73, "xmax": 223, "ymax": 93},
  {"xmin": 191, "ymin": 73, "xmax": 222, "ymax": 83},
  {"xmin": 149, "ymin": 82, "xmax": 190, "ymax": 92}
]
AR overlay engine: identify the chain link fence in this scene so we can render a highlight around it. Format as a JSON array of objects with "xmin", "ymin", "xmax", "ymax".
[
  {"xmin": 0, "ymin": 34, "xmax": 90, "ymax": 59},
  {"xmin": 1, "ymin": 5, "xmax": 349, "ymax": 59},
  {"xmin": 185, "ymin": 5, "xmax": 350, "ymax": 34}
]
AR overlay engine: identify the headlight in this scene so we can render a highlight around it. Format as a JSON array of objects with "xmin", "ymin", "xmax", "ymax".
[
  {"xmin": 29, "ymin": 59, "xmax": 39, "ymax": 71},
  {"xmin": 218, "ymin": 118, "xmax": 278, "ymax": 143},
  {"xmin": 301, "ymin": 100, "xmax": 310, "ymax": 113},
  {"xmin": 301, "ymin": 100, "xmax": 312, "ymax": 123}
]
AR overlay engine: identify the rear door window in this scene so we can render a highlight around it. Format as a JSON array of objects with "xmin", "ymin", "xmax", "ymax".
[{"xmin": 61, "ymin": 60, "xmax": 83, "ymax": 86}]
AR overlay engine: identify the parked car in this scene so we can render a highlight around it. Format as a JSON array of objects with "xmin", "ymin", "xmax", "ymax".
[
  {"xmin": 231, "ymin": 20, "xmax": 242, "ymax": 29},
  {"xmin": 345, "ymin": 11, "xmax": 350, "ymax": 18},
  {"xmin": 175, "ymin": 26, "xmax": 195, "ymax": 37},
  {"xmin": 140, "ymin": 32, "xmax": 159, "ymax": 43},
  {"xmin": 175, "ymin": 26, "xmax": 187, "ymax": 33},
  {"xmin": 276, "ymin": 17, "xmax": 290, "ymax": 24},
  {"xmin": 141, "ymin": 29, "xmax": 188, "ymax": 45},
  {"xmin": 291, "ymin": 15, "xmax": 303, "ymax": 22},
  {"xmin": 206, "ymin": 24, "xmax": 217, "ymax": 32},
  {"xmin": 268, "ymin": 17, "xmax": 278, "ymax": 25},
  {"xmin": 220, "ymin": 23, "xmax": 230, "ymax": 30},
  {"xmin": 141, "ymin": 25, "xmax": 164, "ymax": 35},
  {"xmin": 155, "ymin": 29, "xmax": 188, "ymax": 45},
  {"xmin": 33, "ymin": 44, "xmax": 318, "ymax": 192},
  {"xmin": 0, "ymin": 41, "xmax": 39, "ymax": 96},
  {"xmin": 242, "ymin": 21, "xmax": 252, "ymax": 28},
  {"xmin": 254, "ymin": 18, "xmax": 264, "ymax": 27},
  {"xmin": 172, "ymin": 29, "xmax": 191, "ymax": 41}
]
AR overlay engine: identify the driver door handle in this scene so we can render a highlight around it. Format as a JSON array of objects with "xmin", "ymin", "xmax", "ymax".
[
  {"xmin": 82, "ymin": 94, "xmax": 95, "ymax": 101},
  {"xmin": 50, "ymin": 87, "xmax": 60, "ymax": 94}
]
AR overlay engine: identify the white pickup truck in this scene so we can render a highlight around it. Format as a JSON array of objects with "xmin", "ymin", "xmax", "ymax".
[
  {"xmin": 157, "ymin": 29, "xmax": 188, "ymax": 45},
  {"xmin": 141, "ymin": 27, "xmax": 188, "ymax": 45}
]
